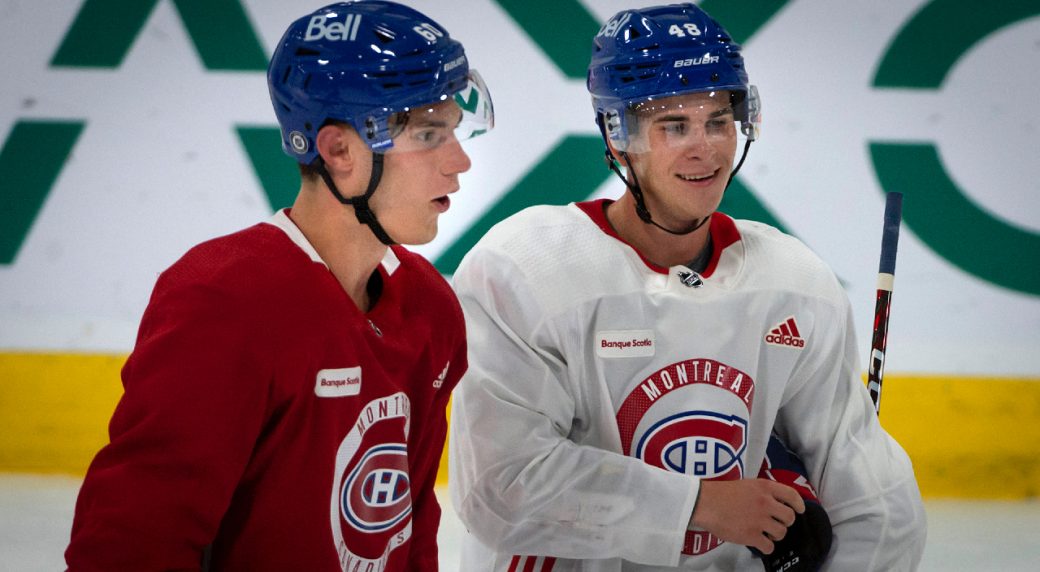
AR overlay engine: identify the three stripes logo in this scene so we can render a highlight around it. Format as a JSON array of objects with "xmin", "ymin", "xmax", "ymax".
[{"xmin": 764, "ymin": 316, "xmax": 805, "ymax": 349}]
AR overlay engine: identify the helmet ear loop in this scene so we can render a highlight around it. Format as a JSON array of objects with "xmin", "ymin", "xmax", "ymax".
[
  {"xmin": 596, "ymin": 114, "xmax": 710, "ymax": 236},
  {"xmin": 725, "ymin": 137, "xmax": 753, "ymax": 192},
  {"xmin": 596, "ymin": 114, "xmax": 652, "ymax": 224},
  {"xmin": 316, "ymin": 153, "xmax": 397, "ymax": 246}
]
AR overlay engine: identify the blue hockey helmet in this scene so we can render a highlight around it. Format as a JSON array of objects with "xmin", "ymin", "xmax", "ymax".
[
  {"xmin": 587, "ymin": 3, "xmax": 760, "ymax": 152},
  {"xmin": 267, "ymin": 1, "xmax": 492, "ymax": 165}
]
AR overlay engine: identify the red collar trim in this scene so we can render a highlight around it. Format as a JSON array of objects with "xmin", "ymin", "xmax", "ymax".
[{"xmin": 575, "ymin": 199, "xmax": 741, "ymax": 278}]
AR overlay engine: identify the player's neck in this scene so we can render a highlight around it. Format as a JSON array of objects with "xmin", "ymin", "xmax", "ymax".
[
  {"xmin": 607, "ymin": 194, "xmax": 711, "ymax": 269},
  {"xmin": 289, "ymin": 186, "xmax": 386, "ymax": 312}
]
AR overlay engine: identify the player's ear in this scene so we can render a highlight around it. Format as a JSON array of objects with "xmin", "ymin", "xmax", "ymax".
[
  {"xmin": 315, "ymin": 123, "xmax": 360, "ymax": 175},
  {"xmin": 604, "ymin": 138, "xmax": 629, "ymax": 169}
]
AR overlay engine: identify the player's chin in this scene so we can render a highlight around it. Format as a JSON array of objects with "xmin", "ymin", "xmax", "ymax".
[{"xmin": 404, "ymin": 221, "xmax": 440, "ymax": 246}]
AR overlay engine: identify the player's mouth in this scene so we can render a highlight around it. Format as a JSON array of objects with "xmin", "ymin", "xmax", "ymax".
[
  {"xmin": 433, "ymin": 195, "xmax": 451, "ymax": 213},
  {"xmin": 676, "ymin": 169, "xmax": 719, "ymax": 185}
]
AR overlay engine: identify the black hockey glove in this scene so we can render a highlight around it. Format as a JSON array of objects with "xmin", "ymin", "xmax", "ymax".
[{"xmin": 749, "ymin": 434, "xmax": 833, "ymax": 572}]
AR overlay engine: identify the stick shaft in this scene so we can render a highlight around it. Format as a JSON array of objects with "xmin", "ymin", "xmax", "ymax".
[{"xmin": 868, "ymin": 192, "xmax": 902, "ymax": 414}]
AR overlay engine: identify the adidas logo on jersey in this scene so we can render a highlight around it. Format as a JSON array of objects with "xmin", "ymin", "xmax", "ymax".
[
  {"xmin": 433, "ymin": 361, "xmax": 449, "ymax": 389},
  {"xmin": 765, "ymin": 317, "xmax": 805, "ymax": 348}
]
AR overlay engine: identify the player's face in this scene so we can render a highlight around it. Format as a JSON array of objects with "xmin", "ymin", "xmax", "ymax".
[
  {"xmin": 624, "ymin": 91, "xmax": 738, "ymax": 228},
  {"xmin": 370, "ymin": 99, "xmax": 472, "ymax": 245}
]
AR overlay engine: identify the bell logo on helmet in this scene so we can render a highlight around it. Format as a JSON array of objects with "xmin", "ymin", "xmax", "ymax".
[
  {"xmin": 596, "ymin": 12, "xmax": 632, "ymax": 38},
  {"xmin": 303, "ymin": 13, "xmax": 361, "ymax": 42}
]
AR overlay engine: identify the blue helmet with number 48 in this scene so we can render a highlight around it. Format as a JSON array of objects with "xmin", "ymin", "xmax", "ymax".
[
  {"xmin": 587, "ymin": 3, "xmax": 760, "ymax": 152},
  {"xmin": 268, "ymin": 1, "xmax": 493, "ymax": 165}
]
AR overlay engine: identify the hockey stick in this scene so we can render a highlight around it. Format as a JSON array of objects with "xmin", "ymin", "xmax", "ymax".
[{"xmin": 867, "ymin": 192, "xmax": 903, "ymax": 415}]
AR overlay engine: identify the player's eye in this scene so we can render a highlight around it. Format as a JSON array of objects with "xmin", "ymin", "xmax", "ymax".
[
  {"xmin": 705, "ymin": 119, "xmax": 729, "ymax": 133},
  {"xmin": 413, "ymin": 128, "xmax": 447, "ymax": 148},
  {"xmin": 662, "ymin": 122, "xmax": 688, "ymax": 136}
]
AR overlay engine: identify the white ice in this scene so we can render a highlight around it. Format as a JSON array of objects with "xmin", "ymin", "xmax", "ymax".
[{"xmin": 1, "ymin": 473, "xmax": 1037, "ymax": 571}]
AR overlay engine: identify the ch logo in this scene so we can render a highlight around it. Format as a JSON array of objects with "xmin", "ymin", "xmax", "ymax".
[
  {"xmin": 341, "ymin": 444, "xmax": 412, "ymax": 533},
  {"xmin": 635, "ymin": 411, "xmax": 747, "ymax": 480}
]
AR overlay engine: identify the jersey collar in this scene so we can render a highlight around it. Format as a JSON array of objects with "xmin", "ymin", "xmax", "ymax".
[
  {"xmin": 575, "ymin": 199, "xmax": 741, "ymax": 278},
  {"xmin": 265, "ymin": 209, "xmax": 401, "ymax": 276}
]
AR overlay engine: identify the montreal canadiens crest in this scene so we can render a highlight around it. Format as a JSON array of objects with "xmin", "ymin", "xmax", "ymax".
[
  {"xmin": 341, "ymin": 444, "xmax": 411, "ymax": 532},
  {"xmin": 330, "ymin": 392, "xmax": 413, "ymax": 570},
  {"xmin": 635, "ymin": 411, "xmax": 747, "ymax": 480},
  {"xmin": 617, "ymin": 358, "xmax": 755, "ymax": 556}
]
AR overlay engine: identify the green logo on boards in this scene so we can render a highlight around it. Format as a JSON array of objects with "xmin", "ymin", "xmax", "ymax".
[
  {"xmin": 870, "ymin": 0, "xmax": 1040, "ymax": 294},
  {"xmin": 1, "ymin": 0, "xmax": 1036, "ymax": 296},
  {"xmin": 1, "ymin": 0, "xmax": 267, "ymax": 264},
  {"xmin": 50, "ymin": 0, "xmax": 267, "ymax": 71}
]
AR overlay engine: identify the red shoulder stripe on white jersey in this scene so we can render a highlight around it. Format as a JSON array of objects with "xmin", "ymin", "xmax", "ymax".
[{"xmin": 507, "ymin": 555, "xmax": 557, "ymax": 572}]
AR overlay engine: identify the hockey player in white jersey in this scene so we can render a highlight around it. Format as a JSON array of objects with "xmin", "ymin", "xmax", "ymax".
[{"xmin": 448, "ymin": 3, "xmax": 926, "ymax": 571}]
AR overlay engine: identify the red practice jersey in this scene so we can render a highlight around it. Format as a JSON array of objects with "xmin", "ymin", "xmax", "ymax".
[{"xmin": 67, "ymin": 210, "xmax": 466, "ymax": 571}]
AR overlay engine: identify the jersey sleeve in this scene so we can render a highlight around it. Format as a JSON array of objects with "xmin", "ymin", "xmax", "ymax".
[
  {"xmin": 448, "ymin": 247, "xmax": 698, "ymax": 566},
  {"xmin": 776, "ymin": 295, "xmax": 927, "ymax": 571},
  {"xmin": 65, "ymin": 268, "xmax": 272, "ymax": 570}
]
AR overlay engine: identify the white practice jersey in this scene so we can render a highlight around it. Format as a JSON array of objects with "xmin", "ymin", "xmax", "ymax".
[{"xmin": 449, "ymin": 200, "xmax": 926, "ymax": 571}]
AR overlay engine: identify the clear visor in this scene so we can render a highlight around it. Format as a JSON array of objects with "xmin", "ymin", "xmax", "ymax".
[
  {"xmin": 607, "ymin": 88, "xmax": 759, "ymax": 156},
  {"xmin": 385, "ymin": 70, "xmax": 494, "ymax": 153}
]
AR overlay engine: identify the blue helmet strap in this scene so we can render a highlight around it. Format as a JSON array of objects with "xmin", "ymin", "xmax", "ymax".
[
  {"xmin": 597, "ymin": 116, "xmax": 753, "ymax": 237},
  {"xmin": 317, "ymin": 154, "xmax": 396, "ymax": 245}
]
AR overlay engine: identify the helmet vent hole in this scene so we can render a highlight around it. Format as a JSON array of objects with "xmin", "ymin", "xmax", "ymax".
[
  {"xmin": 280, "ymin": 66, "xmax": 291, "ymax": 84},
  {"xmin": 294, "ymin": 47, "xmax": 320, "ymax": 57},
  {"xmin": 303, "ymin": 74, "xmax": 312, "ymax": 90},
  {"xmin": 374, "ymin": 28, "xmax": 396, "ymax": 44},
  {"xmin": 624, "ymin": 27, "xmax": 642, "ymax": 40}
]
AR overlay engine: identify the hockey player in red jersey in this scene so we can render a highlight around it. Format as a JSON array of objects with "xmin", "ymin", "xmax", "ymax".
[
  {"xmin": 448, "ymin": 3, "xmax": 925, "ymax": 571},
  {"xmin": 65, "ymin": 2, "xmax": 492, "ymax": 570}
]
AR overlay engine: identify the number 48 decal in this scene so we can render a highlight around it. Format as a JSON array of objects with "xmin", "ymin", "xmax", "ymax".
[{"xmin": 669, "ymin": 23, "xmax": 702, "ymax": 37}]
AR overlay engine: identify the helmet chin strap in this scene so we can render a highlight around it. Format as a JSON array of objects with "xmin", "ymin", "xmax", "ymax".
[
  {"xmin": 316, "ymin": 153, "xmax": 396, "ymax": 246},
  {"xmin": 602, "ymin": 132, "xmax": 753, "ymax": 237}
]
